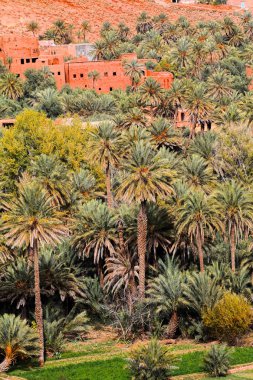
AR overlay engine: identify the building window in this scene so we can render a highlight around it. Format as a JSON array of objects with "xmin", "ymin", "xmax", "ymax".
[
  {"xmin": 181, "ymin": 112, "xmax": 185, "ymax": 122},
  {"xmin": 104, "ymin": 72, "xmax": 108, "ymax": 77},
  {"xmin": 32, "ymin": 58, "xmax": 37, "ymax": 63},
  {"xmin": 26, "ymin": 58, "xmax": 30, "ymax": 63},
  {"xmin": 73, "ymin": 74, "xmax": 77, "ymax": 78},
  {"xmin": 110, "ymin": 87, "xmax": 113, "ymax": 91},
  {"xmin": 17, "ymin": 74, "xmax": 20, "ymax": 77},
  {"xmin": 21, "ymin": 59, "xmax": 24, "ymax": 64},
  {"xmin": 80, "ymin": 73, "xmax": 84, "ymax": 78},
  {"xmin": 85, "ymin": 85, "xmax": 87, "ymax": 88},
  {"xmin": 113, "ymin": 72, "xmax": 117, "ymax": 76},
  {"xmin": 99, "ymin": 88, "xmax": 101, "ymax": 90},
  {"xmin": 58, "ymin": 72, "xmax": 61, "ymax": 75}
]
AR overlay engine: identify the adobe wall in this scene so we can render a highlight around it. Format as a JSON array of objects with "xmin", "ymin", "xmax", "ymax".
[{"xmin": 246, "ymin": 65, "xmax": 253, "ymax": 90}]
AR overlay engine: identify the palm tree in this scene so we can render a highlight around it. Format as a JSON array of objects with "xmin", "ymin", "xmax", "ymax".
[
  {"xmin": 79, "ymin": 20, "xmax": 91, "ymax": 41},
  {"xmin": 88, "ymin": 70, "xmax": 100, "ymax": 89},
  {"xmin": 30, "ymin": 154, "xmax": 69, "ymax": 206},
  {"xmin": 169, "ymin": 37, "xmax": 193, "ymax": 70},
  {"xmin": 183, "ymin": 272, "xmax": 223, "ymax": 316},
  {"xmin": 185, "ymin": 82, "xmax": 212, "ymax": 138},
  {"xmin": 105, "ymin": 247, "xmax": 139, "ymax": 310},
  {"xmin": 117, "ymin": 141, "xmax": 174, "ymax": 298},
  {"xmin": 1, "ymin": 181, "xmax": 68, "ymax": 366},
  {"xmin": 26, "ymin": 21, "xmax": 39, "ymax": 36},
  {"xmin": 0, "ymin": 314, "xmax": 38, "ymax": 372},
  {"xmin": 216, "ymin": 180, "xmax": 253, "ymax": 272},
  {"xmin": 74, "ymin": 200, "xmax": 117, "ymax": 285},
  {"xmin": 123, "ymin": 59, "xmax": 145, "ymax": 90},
  {"xmin": 166, "ymin": 79, "xmax": 187, "ymax": 124},
  {"xmin": 207, "ymin": 69, "xmax": 234, "ymax": 101},
  {"xmin": 136, "ymin": 12, "xmax": 153, "ymax": 34},
  {"xmin": 139, "ymin": 78, "xmax": 164, "ymax": 117},
  {"xmin": 147, "ymin": 257, "xmax": 184, "ymax": 337},
  {"xmin": 89, "ymin": 122, "xmax": 120, "ymax": 208},
  {"xmin": 182, "ymin": 154, "xmax": 215, "ymax": 194},
  {"xmin": 0, "ymin": 73, "xmax": 23, "ymax": 100},
  {"xmin": 150, "ymin": 117, "xmax": 183, "ymax": 150},
  {"xmin": 6, "ymin": 57, "xmax": 13, "ymax": 70},
  {"xmin": 176, "ymin": 191, "xmax": 223, "ymax": 272}
]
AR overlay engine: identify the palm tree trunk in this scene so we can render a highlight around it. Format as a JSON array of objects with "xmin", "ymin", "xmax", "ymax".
[
  {"xmin": 0, "ymin": 356, "xmax": 12, "ymax": 372},
  {"xmin": 190, "ymin": 114, "xmax": 198, "ymax": 139},
  {"xmin": 230, "ymin": 224, "xmax": 236, "ymax": 272},
  {"xmin": 33, "ymin": 239, "xmax": 44, "ymax": 367},
  {"xmin": 137, "ymin": 201, "xmax": 147, "ymax": 299},
  {"xmin": 196, "ymin": 227, "xmax": 204, "ymax": 272},
  {"xmin": 166, "ymin": 311, "xmax": 178, "ymax": 338},
  {"xmin": 105, "ymin": 163, "xmax": 113, "ymax": 208}
]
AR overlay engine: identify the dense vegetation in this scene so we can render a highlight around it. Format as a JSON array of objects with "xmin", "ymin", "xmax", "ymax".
[{"xmin": 0, "ymin": 10, "xmax": 253, "ymax": 378}]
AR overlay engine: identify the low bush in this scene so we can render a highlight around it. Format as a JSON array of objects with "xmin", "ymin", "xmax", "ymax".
[
  {"xmin": 203, "ymin": 344, "xmax": 231, "ymax": 377},
  {"xmin": 127, "ymin": 338, "xmax": 178, "ymax": 380},
  {"xmin": 202, "ymin": 292, "xmax": 252, "ymax": 344}
]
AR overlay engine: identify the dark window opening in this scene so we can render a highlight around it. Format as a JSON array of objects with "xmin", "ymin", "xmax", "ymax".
[
  {"xmin": 21, "ymin": 59, "xmax": 24, "ymax": 64},
  {"xmin": 110, "ymin": 87, "xmax": 113, "ymax": 91},
  {"xmin": 32, "ymin": 58, "xmax": 37, "ymax": 63},
  {"xmin": 181, "ymin": 112, "xmax": 185, "ymax": 122},
  {"xmin": 73, "ymin": 74, "xmax": 77, "ymax": 78},
  {"xmin": 104, "ymin": 72, "xmax": 108, "ymax": 77},
  {"xmin": 26, "ymin": 58, "xmax": 30, "ymax": 63},
  {"xmin": 99, "ymin": 88, "xmax": 101, "ymax": 90},
  {"xmin": 85, "ymin": 85, "xmax": 87, "ymax": 88},
  {"xmin": 80, "ymin": 73, "xmax": 84, "ymax": 78},
  {"xmin": 113, "ymin": 72, "xmax": 117, "ymax": 76},
  {"xmin": 17, "ymin": 74, "xmax": 20, "ymax": 77},
  {"xmin": 58, "ymin": 72, "xmax": 61, "ymax": 75}
]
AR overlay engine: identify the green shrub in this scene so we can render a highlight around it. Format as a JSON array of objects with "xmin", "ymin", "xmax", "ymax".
[
  {"xmin": 127, "ymin": 338, "xmax": 177, "ymax": 380},
  {"xmin": 203, "ymin": 292, "xmax": 252, "ymax": 344},
  {"xmin": 203, "ymin": 344, "xmax": 231, "ymax": 377}
]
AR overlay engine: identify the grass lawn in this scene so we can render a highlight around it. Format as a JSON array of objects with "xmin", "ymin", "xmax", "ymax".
[{"xmin": 9, "ymin": 343, "xmax": 253, "ymax": 380}]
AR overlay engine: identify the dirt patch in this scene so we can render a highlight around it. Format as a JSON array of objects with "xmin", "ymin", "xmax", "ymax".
[{"xmin": 0, "ymin": 0, "xmax": 247, "ymax": 40}]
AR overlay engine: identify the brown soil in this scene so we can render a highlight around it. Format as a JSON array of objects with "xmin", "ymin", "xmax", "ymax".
[{"xmin": 0, "ymin": 0, "xmax": 247, "ymax": 40}]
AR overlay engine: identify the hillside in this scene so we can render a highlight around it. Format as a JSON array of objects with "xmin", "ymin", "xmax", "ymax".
[{"xmin": 0, "ymin": 0, "xmax": 243, "ymax": 40}]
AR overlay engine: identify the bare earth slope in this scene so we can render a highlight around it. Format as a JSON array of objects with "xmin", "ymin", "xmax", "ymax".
[{"xmin": 0, "ymin": 0, "xmax": 243, "ymax": 39}]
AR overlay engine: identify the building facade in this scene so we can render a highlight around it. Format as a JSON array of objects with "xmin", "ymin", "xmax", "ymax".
[{"xmin": 0, "ymin": 35, "xmax": 173, "ymax": 93}]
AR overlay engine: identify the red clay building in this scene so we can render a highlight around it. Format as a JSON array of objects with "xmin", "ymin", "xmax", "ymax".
[{"xmin": 0, "ymin": 35, "xmax": 173, "ymax": 93}]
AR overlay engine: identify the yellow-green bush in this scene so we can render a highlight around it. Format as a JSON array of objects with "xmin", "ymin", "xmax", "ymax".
[{"xmin": 202, "ymin": 292, "xmax": 252, "ymax": 344}]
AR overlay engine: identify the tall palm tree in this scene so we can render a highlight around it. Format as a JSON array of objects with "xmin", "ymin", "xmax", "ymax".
[
  {"xmin": 117, "ymin": 141, "xmax": 174, "ymax": 298},
  {"xmin": 89, "ymin": 122, "xmax": 120, "ymax": 208},
  {"xmin": 123, "ymin": 59, "xmax": 145, "ymax": 90},
  {"xmin": 88, "ymin": 70, "xmax": 100, "ymax": 89},
  {"xmin": 79, "ymin": 20, "xmax": 91, "ymax": 41},
  {"xmin": 139, "ymin": 78, "xmax": 164, "ymax": 117},
  {"xmin": 176, "ymin": 191, "xmax": 223, "ymax": 272},
  {"xmin": 207, "ymin": 69, "xmax": 234, "ymax": 101},
  {"xmin": 216, "ymin": 180, "xmax": 253, "ymax": 272},
  {"xmin": 30, "ymin": 154, "xmax": 69, "ymax": 206},
  {"xmin": 136, "ymin": 12, "xmax": 153, "ymax": 34},
  {"xmin": 74, "ymin": 200, "xmax": 117, "ymax": 285},
  {"xmin": 26, "ymin": 21, "xmax": 39, "ymax": 36},
  {"xmin": 1, "ymin": 181, "xmax": 68, "ymax": 366},
  {"xmin": 0, "ymin": 73, "xmax": 23, "ymax": 100},
  {"xmin": 0, "ymin": 314, "xmax": 38, "ymax": 372},
  {"xmin": 182, "ymin": 154, "xmax": 216, "ymax": 194},
  {"xmin": 185, "ymin": 82, "xmax": 212, "ymax": 138},
  {"xmin": 169, "ymin": 37, "xmax": 193, "ymax": 70}
]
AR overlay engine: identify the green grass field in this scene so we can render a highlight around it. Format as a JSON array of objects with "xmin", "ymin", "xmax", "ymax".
[{"xmin": 9, "ymin": 342, "xmax": 253, "ymax": 380}]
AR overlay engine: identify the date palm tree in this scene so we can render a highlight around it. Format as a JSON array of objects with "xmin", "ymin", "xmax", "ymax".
[
  {"xmin": 26, "ymin": 21, "xmax": 40, "ymax": 36},
  {"xmin": 147, "ymin": 257, "xmax": 185, "ymax": 337},
  {"xmin": 176, "ymin": 191, "xmax": 223, "ymax": 272},
  {"xmin": 216, "ymin": 180, "xmax": 253, "ymax": 272},
  {"xmin": 0, "ymin": 314, "xmax": 38, "ymax": 372},
  {"xmin": 123, "ymin": 59, "xmax": 145, "ymax": 90},
  {"xmin": 0, "ymin": 73, "xmax": 23, "ymax": 100},
  {"xmin": 207, "ymin": 69, "xmax": 234, "ymax": 101},
  {"xmin": 88, "ymin": 70, "xmax": 100, "ymax": 89},
  {"xmin": 117, "ymin": 141, "xmax": 174, "ymax": 298},
  {"xmin": 1, "ymin": 181, "xmax": 68, "ymax": 366},
  {"xmin": 89, "ymin": 122, "xmax": 120, "ymax": 208},
  {"xmin": 79, "ymin": 20, "xmax": 91, "ymax": 41}
]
